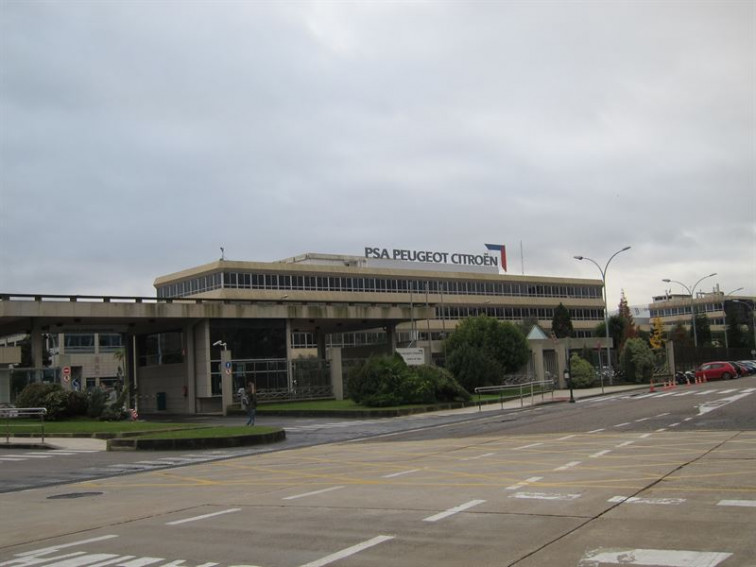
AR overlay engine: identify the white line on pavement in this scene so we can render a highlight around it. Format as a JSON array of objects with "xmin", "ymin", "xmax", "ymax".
[
  {"xmin": 554, "ymin": 461, "xmax": 581, "ymax": 471},
  {"xmin": 11, "ymin": 535, "xmax": 119, "ymax": 558},
  {"xmin": 298, "ymin": 535, "xmax": 395, "ymax": 567},
  {"xmin": 511, "ymin": 492, "xmax": 581, "ymax": 501},
  {"xmin": 655, "ymin": 413, "xmax": 671, "ymax": 418},
  {"xmin": 587, "ymin": 428, "xmax": 605, "ymax": 433},
  {"xmin": 166, "ymin": 508, "xmax": 241, "ymax": 525},
  {"xmin": 639, "ymin": 433, "xmax": 652, "ymax": 438},
  {"xmin": 513, "ymin": 443, "xmax": 543, "ymax": 450},
  {"xmin": 717, "ymin": 499, "xmax": 756, "ymax": 508},
  {"xmin": 580, "ymin": 547, "xmax": 732, "ymax": 566},
  {"xmin": 283, "ymin": 486, "xmax": 345, "ymax": 500},
  {"xmin": 614, "ymin": 422, "xmax": 631, "ymax": 427},
  {"xmin": 608, "ymin": 496, "xmax": 686, "ymax": 505},
  {"xmin": 616, "ymin": 441, "xmax": 634, "ymax": 448},
  {"xmin": 589, "ymin": 450, "xmax": 612, "ymax": 458},
  {"xmin": 506, "ymin": 476, "xmax": 543, "ymax": 490},
  {"xmin": 382, "ymin": 469, "xmax": 421, "ymax": 479},
  {"xmin": 557, "ymin": 435, "xmax": 576, "ymax": 441},
  {"xmin": 423, "ymin": 499, "xmax": 486, "ymax": 522},
  {"xmin": 461, "ymin": 452, "xmax": 495, "ymax": 461}
]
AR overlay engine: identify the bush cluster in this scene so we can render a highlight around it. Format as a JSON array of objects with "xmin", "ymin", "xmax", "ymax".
[
  {"xmin": 13, "ymin": 382, "xmax": 129, "ymax": 421},
  {"xmin": 569, "ymin": 354, "xmax": 596, "ymax": 389},
  {"xmin": 347, "ymin": 355, "xmax": 471, "ymax": 407}
]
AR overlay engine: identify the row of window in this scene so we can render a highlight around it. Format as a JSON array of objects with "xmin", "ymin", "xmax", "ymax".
[
  {"xmin": 437, "ymin": 306, "xmax": 603, "ymax": 321},
  {"xmin": 650, "ymin": 302, "xmax": 726, "ymax": 318},
  {"xmin": 50, "ymin": 333, "xmax": 123, "ymax": 354},
  {"xmin": 157, "ymin": 271, "xmax": 603, "ymax": 300}
]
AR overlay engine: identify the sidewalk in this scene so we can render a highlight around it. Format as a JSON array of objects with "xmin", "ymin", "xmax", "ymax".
[{"xmin": 1, "ymin": 436, "xmax": 107, "ymax": 451}]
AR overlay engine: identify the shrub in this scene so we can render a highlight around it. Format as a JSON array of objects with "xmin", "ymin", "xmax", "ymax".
[
  {"xmin": 87, "ymin": 388, "xmax": 107, "ymax": 418},
  {"xmin": 569, "ymin": 354, "xmax": 596, "ymax": 389},
  {"xmin": 620, "ymin": 338, "xmax": 655, "ymax": 382},
  {"xmin": 347, "ymin": 356, "xmax": 471, "ymax": 407},
  {"xmin": 14, "ymin": 382, "xmax": 60, "ymax": 409},
  {"xmin": 66, "ymin": 390, "xmax": 89, "ymax": 417},
  {"xmin": 414, "ymin": 365, "xmax": 472, "ymax": 403}
]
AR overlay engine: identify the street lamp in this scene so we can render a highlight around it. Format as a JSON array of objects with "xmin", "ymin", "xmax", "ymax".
[
  {"xmin": 723, "ymin": 288, "xmax": 744, "ymax": 349},
  {"xmin": 731, "ymin": 300, "xmax": 756, "ymax": 355},
  {"xmin": 661, "ymin": 273, "xmax": 717, "ymax": 347},
  {"xmin": 573, "ymin": 246, "xmax": 631, "ymax": 385}
]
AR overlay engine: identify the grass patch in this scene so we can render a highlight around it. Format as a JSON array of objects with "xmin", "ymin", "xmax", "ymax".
[
  {"xmin": 136, "ymin": 426, "xmax": 281, "ymax": 440},
  {"xmin": 3, "ymin": 419, "xmax": 207, "ymax": 436}
]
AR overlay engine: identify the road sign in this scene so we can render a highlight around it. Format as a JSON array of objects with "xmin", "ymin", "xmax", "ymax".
[{"xmin": 62, "ymin": 366, "xmax": 71, "ymax": 383}]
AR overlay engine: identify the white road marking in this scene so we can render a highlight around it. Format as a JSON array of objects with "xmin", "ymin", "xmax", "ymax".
[
  {"xmin": 633, "ymin": 393, "xmax": 658, "ymax": 399},
  {"xmin": 506, "ymin": 476, "xmax": 543, "ymax": 490},
  {"xmin": 695, "ymin": 390, "xmax": 718, "ymax": 395},
  {"xmin": 634, "ymin": 417, "xmax": 650, "ymax": 422},
  {"xmin": 718, "ymin": 499, "xmax": 756, "ymax": 508},
  {"xmin": 698, "ymin": 392, "xmax": 752, "ymax": 416},
  {"xmin": 655, "ymin": 413, "xmax": 671, "ymax": 418},
  {"xmin": 608, "ymin": 496, "xmax": 686, "ymax": 505},
  {"xmin": 298, "ymin": 535, "xmax": 394, "ymax": 567},
  {"xmin": 513, "ymin": 443, "xmax": 543, "ymax": 450},
  {"xmin": 589, "ymin": 450, "xmax": 612, "ymax": 458},
  {"xmin": 579, "ymin": 547, "xmax": 732, "ymax": 566},
  {"xmin": 283, "ymin": 486, "xmax": 344, "ymax": 500},
  {"xmin": 382, "ymin": 469, "xmax": 421, "ymax": 478},
  {"xmin": 554, "ymin": 461, "xmax": 581, "ymax": 471},
  {"xmin": 616, "ymin": 441, "xmax": 634, "ymax": 448},
  {"xmin": 671, "ymin": 391, "xmax": 694, "ymax": 397},
  {"xmin": 717, "ymin": 388, "xmax": 738, "ymax": 394},
  {"xmin": 0, "ymin": 457, "xmax": 25, "ymax": 462},
  {"xmin": 614, "ymin": 422, "xmax": 631, "ymax": 427},
  {"xmin": 669, "ymin": 423, "xmax": 681, "ymax": 427},
  {"xmin": 656, "ymin": 428, "xmax": 668, "ymax": 432},
  {"xmin": 423, "ymin": 499, "xmax": 486, "ymax": 522},
  {"xmin": 461, "ymin": 452, "xmax": 495, "ymax": 461},
  {"xmin": 6, "ymin": 535, "xmax": 119, "ymax": 559},
  {"xmin": 587, "ymin": 428, "xmax": 605, "ymax": 433},
  {"xmin": 639, "ymin": 433, "xmax": 652, "ymax": 438},
  {"xmin": 652, "ymin": 392, "xmax": 677, "ymax": 398},
  {"xmin": 742, "ymin": 388, "xmax": 756, "ymax": 393},
  {"xmin": 557, "ymin": 435, "xmax": 576, "ymax": 441},
  {"xmin": 166, "ymin": 508, "xmax": 241, "ymax": 525},
  {"xmin": 511, "ymin": 491, "xmax": 581, "ymax": 501}
]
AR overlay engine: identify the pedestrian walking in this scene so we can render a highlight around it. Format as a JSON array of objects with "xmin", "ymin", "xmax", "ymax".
[{"xmin": 241, "ymin": 381, "xmax": 257, "ymax": 426}]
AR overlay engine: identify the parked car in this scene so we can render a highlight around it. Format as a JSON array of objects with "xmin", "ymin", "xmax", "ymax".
[
  {"xmin": 736, "ymin": 360, "xmax": 756, "ymax": 375},
  {"xmin": 695, "ymin": 361, "xmax": 739, "ymax": 382}
]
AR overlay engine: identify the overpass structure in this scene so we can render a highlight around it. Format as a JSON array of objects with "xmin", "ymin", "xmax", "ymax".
[{"xmin": 0, "ymin": 293, "xmax": 429, "ymax": 414}]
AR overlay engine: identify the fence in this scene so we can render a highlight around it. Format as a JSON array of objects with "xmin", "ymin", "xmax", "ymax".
[
  {"xmin": 474, "ymin": 378, "xmax": 556, "ymax": 410},
  {"xmin": 219, "ymin": 358, "xmax": 332, "ymax": 402},
  {"xmin": 1, "ymin": 407, "xmax": 47, "ymax": 443}
]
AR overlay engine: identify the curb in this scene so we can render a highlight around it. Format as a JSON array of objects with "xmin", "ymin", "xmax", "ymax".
[{"xmin": 107, "ymin": 429, "xmax": 286, "ymax": 451}]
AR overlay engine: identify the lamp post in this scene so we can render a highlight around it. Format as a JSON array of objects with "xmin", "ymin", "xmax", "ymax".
[
  {"xmin": 573, "ymin": 246, "xmax": 631, "ymax": 385},
  {"xmin": 723, "ymin": 288, "xmax": 743, "ymax": 349},
  {"xmin": 661, "ymin": 273, "xmax": 717, "ymax": 348},
  {"xmin": 731, "ymin": 300, "xmax": 756, "ymax": 356}
]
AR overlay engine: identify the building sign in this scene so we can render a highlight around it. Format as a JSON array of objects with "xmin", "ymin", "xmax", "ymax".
[
  {"xmin": 396, "ymin": 347, "xmax": 426, "ymax": 366},
  {"xmin": 365, "ymin": 243, "xmax": 507, "ymax": 271}
]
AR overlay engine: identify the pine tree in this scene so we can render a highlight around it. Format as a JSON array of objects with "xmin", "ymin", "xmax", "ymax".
[
  {"xmin": 617, "ymin": 290, "xmax": 638, "ymax": 350},
  {"xmin": 551, "ymin": 303, "xmax": 574, "ymax": 338}
]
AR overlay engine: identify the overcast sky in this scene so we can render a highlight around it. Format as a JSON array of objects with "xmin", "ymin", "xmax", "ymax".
[{"xmin": 1, "ymin": 0, "xmax": 754, "ymax": 310}]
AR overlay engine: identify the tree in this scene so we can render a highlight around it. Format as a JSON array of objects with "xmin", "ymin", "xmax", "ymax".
[
  {"xmin": 551, "ymin": 303, "xmax": 573, "ymax": 338},
  {"xmin": 594, "ymin": 315, "xmax": 626, "ymax": 364},
  {"xmin": 670, "ymin": 323, "xmax": 692, "ymax": 346},
  {"xmin": 617, "ymin": 290, "xmax": 638, "ymax": 349},
  {"xmin": 649, "ymin": 317, "xmax": 665, "ymax": 351},
  {"xmin": 444, "ymin": 316, "xmax": 530, "ymax": 391},
  {"xmin": 693, "ymin": 313, "xmax": 712, "ymax": 346},
  {"xmin": 569, "ymin": 353, "xmax": 596, "ymax": 388},
  {"xmin": 620, "ymin": 338, "xmax": 655, "ymax": 383}
]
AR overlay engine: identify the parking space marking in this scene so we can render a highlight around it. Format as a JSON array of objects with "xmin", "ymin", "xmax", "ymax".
[
  {"xmin": 166, "ymin": 508, "xmax": 241, "ymax": 526},
  {"xmin": 717, "ymin": 499, "xmax": 756, "ymax": 508},
  {"xmin": 298, "ymin": 535, "xmax": 395, "ymax": 567},
  {"xmin": 511, "ymin": 492, "xmax": 581, "ymax": 501},
  {"xmin": 513, "ymin": 443, "xmax": 543, "ymax": 450},
  {"xmin": 506, "ymin": 476, "xmax": 543, "ymax": 490},
  {"xmin": 616, "ymin": 441, "xmax": 634, "ymax": 448},
  {"xmin": 554, "ymin": 461, "xmax": 581, "ymax": 471},
  {"xmin": 382, "ymin": 469, "xmax": 421, "ymax": 479},
  {"xmin": 460, "ymin": 452, "xmax": 495, "ymax": 461},
  {"xmin": 579, "ymin": 548, "xmax": 732, "ymax": 566},
  {"xmin": 589, "ymin": 450, "xmax": 612, "ymax": 458},
  {"xmin": 422, "ymin": 499, "xmax": 486, "ymax": 522},
  {"xmin": 557, "ymin": 435, "xmax": 576, "ymax": 441},
  {"xmin": 283, "ymin": 486, "xmax": 344, "ymax": 500},
  {"xmin": 587, "ymin": 428, "xmax": 605, "ymax": 433},
  {"xmin": 608, "ymin": 496, "xmax": 686, "ymax": 505}
]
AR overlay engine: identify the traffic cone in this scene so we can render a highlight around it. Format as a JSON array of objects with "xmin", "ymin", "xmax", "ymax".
[{"xmin": 649, "ymin": 381, "xmax": 655, "ymax": 392}]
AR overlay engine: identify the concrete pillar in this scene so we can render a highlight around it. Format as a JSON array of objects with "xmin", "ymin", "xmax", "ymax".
[
  {"xmin": 329, "ymin": 347, "xmax": 344, "ymax": 400},
  {"xmin": 385, "ymin": 324, "xmax": 397, "ymax": 353},
  {"xmin": 316, "ymin": 330, "xmax": 327, "ymax": 360},
  {"xmin": 531, "ymin": 341, "xmax": 545, "ymax": 382},
  {"xmin": 30, "ymin": 322, "xmax": 44, "ymax": 368},
  {"xmin": 220, "ymin": 349, "xmax": 233, "ymax": 416},
  {"xmin": 555, "ymin": 340, "xmax": 568, "ymax": 389}
]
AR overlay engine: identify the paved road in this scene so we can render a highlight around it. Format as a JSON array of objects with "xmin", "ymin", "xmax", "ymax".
[{"xmin": 1, "ymin": 377, "xmax": 754, "ymax": 566}]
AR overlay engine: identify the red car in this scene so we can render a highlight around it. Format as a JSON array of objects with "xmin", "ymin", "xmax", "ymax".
[{"xmin": 695, "ymin": 361, "xmax": 739, "ymax": 382}]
